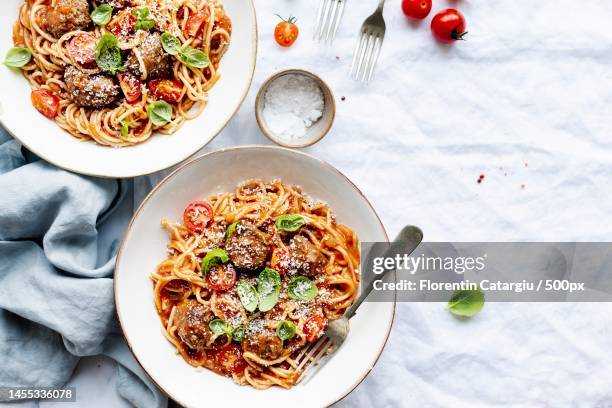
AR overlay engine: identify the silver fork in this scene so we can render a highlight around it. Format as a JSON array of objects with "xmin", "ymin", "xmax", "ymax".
[
  {"xmin": 313, "ymin": 0, "xmax": 347, "ymax": 44},
  {"xmin": 349, "ymin": 0, "xmax": 387, "ymax": 82},
  {"xmin": 294, "ymin": 225, "xmax": 424, "ymax": 384}
]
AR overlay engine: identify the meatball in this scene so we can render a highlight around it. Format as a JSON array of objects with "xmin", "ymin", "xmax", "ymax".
[
  {"xmin": 174, "ymin": 300, "xmax": 214, "ymax": 351},
  {"xmin": 226, "ymin": 221, "xmax": 271, "ymax": 271},
  {"xmin": 126, "ymin": 32, "xmax": 171, "ymax": 80},
  {"xmin": 242, "ymin": 320, "xmax": 283, "ymax": 360},
  {"xmin": 44, "ymin": 0, "xmax": 91, "ymax": 39},
  {"xmin": 64, "ymin": 66, "xmax": 119, "ymax": 108},
  {"xmin": 287, "ymin": 235, "xmax": 326, "ymax": 277}
]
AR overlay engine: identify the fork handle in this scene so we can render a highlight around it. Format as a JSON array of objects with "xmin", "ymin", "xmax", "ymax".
[
  {"xmin": 345, "ymin": 225, "xmax": 423, "ymax": 319},
  {"xmin": 376, "ymin": 0, "xmax": 386, "ymax": 11}
]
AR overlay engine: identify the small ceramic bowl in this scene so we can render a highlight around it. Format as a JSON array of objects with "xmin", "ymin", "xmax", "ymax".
[{"xmin": 255, "ymin": 69, "xmax": 336, "ymax": 148}]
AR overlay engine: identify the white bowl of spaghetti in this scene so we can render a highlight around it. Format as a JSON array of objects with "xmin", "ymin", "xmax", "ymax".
[
  {"xmin": 0, "ymin": 0, "xmax": 256, "ymax": 177},
  {"xmin": 115, "ymin": 146, "xmax": 394, "ymax": 407}
]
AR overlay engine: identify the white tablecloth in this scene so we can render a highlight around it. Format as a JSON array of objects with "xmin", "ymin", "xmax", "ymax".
[{"xmin": 60, "ymin": 0, "xmax": 612, "ymax": 406}]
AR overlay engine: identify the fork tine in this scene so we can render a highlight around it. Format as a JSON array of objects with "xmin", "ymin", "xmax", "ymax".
[
  {"xmin": 365, "ymin": 36, "xmax": 383, "ymax": 82},
  {"xmin": 313, "ymin": 0, "xmax": 327, "ymax": 40},
  {"xmin": 296, "ymin": 348, "xmax": 335, "ymax": 385},
  {"xmin": 323, "ymin": 0, "xmax": 340, "ymax": 43},
  {"xmin": 355, "ymin": 34, "xmax": 373, "ymax": 81},
  {"xmin": 296, "ymin": 336, "xmax": 332, "ymax": 372},
  {"xmin": 350, "ymin": 32, "xmax": 367, "ymax": 78},
  {"xmin": 329, "ymin": 0, "xmax": 346, "ymax": 43},
  {"xmin": 316, "ymin": 0, "xmax": 333, "ymax": 41},
  {"xmin": 360, "ymin": 34, "xmax": 378, "ymax": 82}
]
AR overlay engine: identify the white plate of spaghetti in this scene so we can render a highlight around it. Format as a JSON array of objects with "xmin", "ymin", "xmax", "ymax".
[
  {"xmin": 115, "ymin": 146, "xmax": 394, "ymax": 407},
  {"xmin": 0, "ymin": 0, "xmax": 256, "ymax": 177}
]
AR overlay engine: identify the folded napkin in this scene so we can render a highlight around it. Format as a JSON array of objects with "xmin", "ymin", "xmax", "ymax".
[{"xmin": 0, "ymin": 127, "xmax": 166, "ymax": 407}]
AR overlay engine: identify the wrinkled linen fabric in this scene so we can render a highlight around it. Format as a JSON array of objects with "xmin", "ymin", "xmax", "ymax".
[
  {"xmin": 0, "ymin": 129, "xmax": 166, "ymax": 408},
  {"xmin": 3, "ymin": 0, "xmax": 612, "ymax": 406}
]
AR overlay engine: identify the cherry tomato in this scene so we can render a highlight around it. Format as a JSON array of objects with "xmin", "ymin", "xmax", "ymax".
[
  {"xmin": 431, "ymin": 9, "xmax": 467, "ymax": 43},
  {"xmin": 184, "ymin": 8, "xmax": 210, "ymax": 37},
  {"xmin": 207, "ymin": 264, "xmax": 237, "ymax": 292},
  {"xmin": 270, "ymin": 248, "xmax": 290, "ymax": 275},
  {"xmin": 107, "ymin": 9, "xmax": 136, "ymax": 37},
  {"xmin": 303, "ymin": 315, "xmax": 327, "ymax": 342},
  {"xmin": 215, "ymin": 13, "xmax": 232, "ymax": 35},
  {"xmin": 401, "ymin": 0, "xmax": 432, "ymax": 20},
  {"xmin": 217, "ymin": 344, "xmax": 247, "ymax": 374},
  {"xmin": 149, "ymin": 79, "xmax": 183, "ymax": 103},
  {"xmin": 118, "ymin": 72, "xmax": 142, "ymax": 103},
  {"xmin": 274, "ymin": 15, "xmax": 298, "ymax": 47},
  {"xmin": 31, "ymin": 90, "xmax": 59, "ymax": 119},
  {"xmin": 183, "ymin": 201, "xmax": 214, "ymax": 232},
  {"xmin": 67, "ymin": 33, "xmax": 97, "ymax": 66}
]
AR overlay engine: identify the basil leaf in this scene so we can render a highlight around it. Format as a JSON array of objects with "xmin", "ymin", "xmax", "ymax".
[
  {"xmin": 209, "ymin": 319, "xmax": 232, "ymax": 336},
  {"xmin": 287, "ymin": 276, "xmax": 317, "ymax": 301},
  {"xmin": 257, "ymin": 268, "xmax": 281, "ymax": 312},
  {"xmin": 3, "ymin": 47, "xmax": 32, "ymax": 68},
  {"xmin": 91, "ymin": 4, "xmax": 112, "ymax": 26},
  {"xmin": 200, "ymin": 248, "xmax": 229, "ymax": 275},
  {"xmin": 236, "ymin": 279, "xmax": 258, "ymax": 312},
  {"xmin": 448, "ymin": 288, "xmax": 485, "ymax": 318},
  {"xmin": 225, "ymin": 221, "xmax": 238, "ymax": 240},
  {"xmin": 178, "ymin": 46, "xmax": 209, "ymax": 69},
  {"xmin": 147, "ymin": 101, "xmax": 172, "ymax": 126},
  {"xmin": 231, "ymin": 326, "xmax": 245, "ymax": 342},
  {"xmin": 276, "ymin": 320, "xmax": 296, "ymax": 341},
  {"xmin": 95, "ymin": 33, "xmax": 124, "ymax": 74},
  {"xmin": 275, "ymin": 214, "xmax": 306, "ymax": 232},
  {"xmin": 161, "ymin": 32, "xmax": 181, "ymax": 55},
  {"xmin": 132, "ymin": 8, "xmax": 155, "ymax": 31}
]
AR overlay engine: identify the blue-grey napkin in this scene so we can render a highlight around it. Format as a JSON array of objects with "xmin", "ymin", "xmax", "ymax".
[{"xmin": 0, "ymin": 127, "xmax": 167, "ymax": 407}]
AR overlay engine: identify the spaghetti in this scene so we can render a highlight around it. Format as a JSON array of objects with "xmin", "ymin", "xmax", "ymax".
[
  {"xmin": 151, "ymin": 179, "xmax": 361, "ymax": 389},
  {"xmin": 11, "ymin": 0, "xmax": 231, "ymax": 146}
]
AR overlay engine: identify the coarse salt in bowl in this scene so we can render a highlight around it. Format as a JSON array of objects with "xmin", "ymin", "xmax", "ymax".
[{"xmin": 255, "ymin": 69, "xmax": 336, "ymax": 148}]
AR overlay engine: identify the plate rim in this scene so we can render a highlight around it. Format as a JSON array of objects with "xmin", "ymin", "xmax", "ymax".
[
  {"xmin": 0, "ymin": 0, "xmax": 258, "ymax": 179},
  {"xmin": 113, "ymin": 144, "xmax": 396, "ymax": 407}
]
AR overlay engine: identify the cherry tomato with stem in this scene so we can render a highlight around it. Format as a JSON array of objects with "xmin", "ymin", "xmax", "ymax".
[
  {"xmin": 274, "ymin": 15, "xmax": 298, "ymax": 47},
  {"xmin": 31, "ymin": 90, "xmax": 59, "ymax": 119},
  {"xmin": 401, "ymin": 0, "xmax": 432, "ymax": 20},
  {"xmin": 431, "ymin": 9, "xmax": 468, "ymax": 43},
  {"xmin": 183, "ymin": 201, "xmax": 214, "ymax": 232}
]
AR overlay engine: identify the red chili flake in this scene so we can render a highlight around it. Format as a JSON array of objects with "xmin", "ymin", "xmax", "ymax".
[
  {"xmin": 477, "ymin": 174, "xmax": 485, "ymax": 183},
  {"xmin": 341, "ymin": 96, "xmax": 346, "ymax": 101}
]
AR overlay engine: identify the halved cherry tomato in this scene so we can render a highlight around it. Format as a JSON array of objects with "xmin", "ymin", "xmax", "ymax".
[
  {"xmin": 303, "ymin": 315, "xmax": 327, "ymax": 342},
  {"xmin": 215, "ymin": 13, "xmax": 232, "ymax": 35},
  {"xmin": 149, "ymin": 79, "xmax": 183, "ymax": 103},
  {"xmin": 107, "ymin": 9, "xmax": 136, "ymax": 37},
  {"xmin": 118, "ymin": 72, "xmax": 142, "ymax": 103},
  {"xmin": 31, "ymin": 90, "xmax": 59, "ymax": 119},
  {"xmin": 274, "ymin": 15, "xmax": 298, "ymax": 47},
  {"xmin": 270, "ymin": 248, "xmax": 290, "ymax": 275},
  {"xmin": 431, "ymin": 9, "xmax": 467, "ymax": 43},
  {"xmin": 68, "ymin": 33, "xmax": 97, "ymax": 66},
  {"xmin": 217, "ymin": 344, "xmax": 247, "ymax": 374},
  {"xmin": 184, "ymin": 8, "xmax": 210, "ymax": 37},
  {"xmin": 183, "ymin": 201, "xmax": 214, "ymax": 232},
  {"xmin": 207, "ymin": 264, "xmax": 237, "ymax": 291}
]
